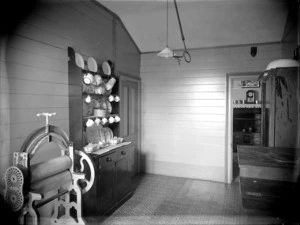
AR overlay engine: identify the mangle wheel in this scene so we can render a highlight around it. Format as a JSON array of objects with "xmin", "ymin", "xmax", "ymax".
[{"xmin": 4, "ymin": 166, "xmax": 24, "ymax": 212}]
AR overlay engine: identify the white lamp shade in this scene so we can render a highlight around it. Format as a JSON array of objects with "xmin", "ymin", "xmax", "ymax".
[
  {"xmin": 157, "ymin": 46, "xmax": 174, "ymax": 58},
  {"xmin": 259, "ymin": 59, "xmax": 299, "ymax": 79},
  {"xmin": 265, "ymin": 59, "xmax": 299, "ymax": 70}
]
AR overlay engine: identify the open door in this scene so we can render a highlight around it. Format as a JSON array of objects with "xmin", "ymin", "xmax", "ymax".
[{"xmin": 226, "ymin": 72, "xmax": 262, "ymax": 183}]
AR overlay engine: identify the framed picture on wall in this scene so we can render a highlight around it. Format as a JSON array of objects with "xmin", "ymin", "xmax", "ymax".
[{"xmin": 241, "ymin": 80, "xmax": 260, "ymax": 88}]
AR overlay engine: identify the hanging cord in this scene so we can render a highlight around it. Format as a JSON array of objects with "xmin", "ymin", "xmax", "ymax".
[
  {"xmin": 173, "ymin": 0, "xmax": 191, "ymax": 63},
  {"xmin": 166, "ymin": 0, "xmax": 169, "ymax": 47}
]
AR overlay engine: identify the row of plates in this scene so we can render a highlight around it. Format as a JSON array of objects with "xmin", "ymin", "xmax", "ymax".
[{"xmin": 75, "ymin": 52, "xmax": 112, "ymax": 75}]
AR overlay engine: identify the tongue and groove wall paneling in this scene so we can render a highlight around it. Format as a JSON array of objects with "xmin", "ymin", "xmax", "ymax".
[
  {"xmin": 1, "ymin": 0, "xmax": 140, "ymax": 181},
  {"xmin": 1, "ymin": 28, "xmax": 69, "ymax": 225},
  {"xmin": 141, "ymin": 43, "xmax": 282, "ymax": 182},
  {"xmin": 0, "ymin": 0, "xmax": 115, "ymax": 177},
  {"xmin": 1, "ymin": 1, "xmax": 141, "ymax": 223}
]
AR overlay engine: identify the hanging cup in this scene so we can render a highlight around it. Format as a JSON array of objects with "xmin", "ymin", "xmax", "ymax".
[
  {"xmin": 83, "ymin": 73, "xmax": 94, "ymax": 85},
  {"xmin": 95, "ymin": 117, "xmax": 101, "ymax": 125},
  {"xmin": 85, "ymin": 95, "xmax": 91, "ymax": 103},
  {"xmin": 86, "ymin": 119, "xmax": 94, "ymax": 127},
  {"xmin": 101, "ymin": 117, "xmax": 108, "ymax": 125},
  {"xmin": 114, "ymin": 95, "xmax": 120, "ymax": 102},
  {"xmin": 108, "ymin": 95, "xmax": 114, "ymax": 102},
  {"xmin": 93, "ymin": 75, "xmax": 102, "ymax": 86},
  {"xmin": 114, "ymin": 115, "xmax": 121, "ymax": 122},
  {"xmin": 108, "ymin": 116, "xmax": 115, "ymax": 123}
]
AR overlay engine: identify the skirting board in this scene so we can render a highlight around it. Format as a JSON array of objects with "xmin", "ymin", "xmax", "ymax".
[{"xmin": 141, "ymin": 159, "xmax": 225, "ymax": 183}]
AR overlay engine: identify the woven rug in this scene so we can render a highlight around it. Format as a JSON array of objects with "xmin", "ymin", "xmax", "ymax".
[{"xmin": 85, "ymin": 173, "xmax": 286, "ymax": 225}]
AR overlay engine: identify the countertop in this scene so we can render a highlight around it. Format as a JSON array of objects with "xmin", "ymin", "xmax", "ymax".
[
  {"xmin": 90, "ymin": 141, "xmax": 132, "ymax": 156},
  {"xmin": 237, "ymin": 145, "xmax": 300, "ymax": 182},
  {"xmin": 237, "ymin": 145, "xmax": 299, "ymax": 169}
]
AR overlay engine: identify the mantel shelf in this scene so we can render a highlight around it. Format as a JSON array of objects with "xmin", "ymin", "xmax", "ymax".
[
  {"xmin": 83, "ymin": 114, "xmax": 118, "ymax": 120},
  {"xmin": 233, "ymin": 103, "xmax": 261, "ymax": 108},
  {"xmin": 233, "ymin": 118, "xmax": 261, "ymax": 120}
]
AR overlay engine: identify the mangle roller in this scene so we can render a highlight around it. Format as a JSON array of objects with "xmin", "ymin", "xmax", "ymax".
[{"xmin": 3, "ymin": 112, "xmax": 95, "ymax": 225}]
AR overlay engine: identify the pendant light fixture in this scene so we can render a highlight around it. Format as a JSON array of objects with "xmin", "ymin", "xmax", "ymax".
[
  {"xmin": 157, "ymin": 0, "xmax": 191, "ymax": 65},
  {"xmin": 157, "ymin": 0, "xmax": 173, "ymax": 58}
]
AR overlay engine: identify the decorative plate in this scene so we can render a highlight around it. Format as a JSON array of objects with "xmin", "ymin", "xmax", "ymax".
[
  {"xmin": 106, "ymin": 100, "xmax": 112, "ymax": 113},
  {"xmin": 103, "ymin": 127, "xmax": 113, "ymax": 142},
  {"xmin": 87, "ymin": 57, "xmax": 98, "ymax": 72},
  {"xmin": 86, "ymin": 124, "xmax": 99, "ymax": 144},
  {"xmin": 97, "ymin": 125, "xmax": 106, "ymax": 143},
  {"xmin": 102, "ymin": 61, "xmax": 111, "ymax": 75},
  {"xmin": 75, "ymin": 52, "xmax": 84, "ymax": 69}
]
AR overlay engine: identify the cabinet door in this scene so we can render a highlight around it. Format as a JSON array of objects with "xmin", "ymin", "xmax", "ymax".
[
  {"xmin": 119, "ymin": 75, "xmax": 140, "ymax": 175},
  {"xmin": 115, "ymin": 158, "xmax": 130, "ymax": 202},
  {"xmin": 98, "ymin": 154, "xmax": 116, "ymax": 214},
  {"xmin": 115, "ymin": 146, "xmax": 133, "ymax": 202}
]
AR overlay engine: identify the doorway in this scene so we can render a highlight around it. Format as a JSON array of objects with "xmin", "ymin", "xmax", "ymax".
[{"xmin": 226, "ymin": 72, "xmax": 262, "ymax": 183}]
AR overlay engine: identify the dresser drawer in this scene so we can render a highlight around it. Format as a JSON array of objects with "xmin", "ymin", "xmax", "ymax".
[
  {"xmin": 99, "ymin": 152, "xmax": 116, "ymax": 169},
  {"xmin": 116, "ymin": 146, "xmax": 133, "ymax": 161},
  {"xmin": 239, "ymin": 176, "xmax": 296, "ymax": 211}
]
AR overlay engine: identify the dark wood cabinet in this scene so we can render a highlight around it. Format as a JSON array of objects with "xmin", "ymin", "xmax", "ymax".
[
  {"xmin": 82, "ymin": 144, "xmax": 134, "ymax": 216},
  {"xmin": 115, "ymin": 154, "xmax": 131, "ymax": 202},
  {"xmin": 98, "ymin": 152, "xmax": 115, "ymax": 214},
  {"xmin": 261, "ymin": 67, "xmax": 299, "ymax": 148},
  {"xmin": 67, "ymin": 47, "xmax": 135, "ymax": 217}
]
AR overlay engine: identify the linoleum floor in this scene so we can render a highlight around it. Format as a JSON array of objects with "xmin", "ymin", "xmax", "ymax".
[{"xmin": 86, "ymin": 172, "xmax": 290, "ymax": 225}]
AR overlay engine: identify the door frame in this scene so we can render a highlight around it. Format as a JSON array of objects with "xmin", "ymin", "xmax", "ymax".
[{"xmin": 225, "ymin": 72, "xmax": 262, "ymax": 183}]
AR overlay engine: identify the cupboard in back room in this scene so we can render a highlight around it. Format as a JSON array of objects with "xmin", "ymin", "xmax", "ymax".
[
  {"xmin": 233, "ymin": 108, "xmax": 261, "ymax": 152},
  {"xmin": 231, "ymin": 76, "xmax": 262, "ymax": 152}
]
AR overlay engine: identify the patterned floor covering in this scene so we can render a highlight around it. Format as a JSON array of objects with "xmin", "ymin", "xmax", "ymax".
[{"xmin": 86, "ymin": 173, "xmax": 288, "ymax": 225}]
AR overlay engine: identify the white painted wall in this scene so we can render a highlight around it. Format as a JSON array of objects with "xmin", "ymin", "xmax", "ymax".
[{"xmin": 140, "ymin": 43, "xmax": 282, "ymax": 182}]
